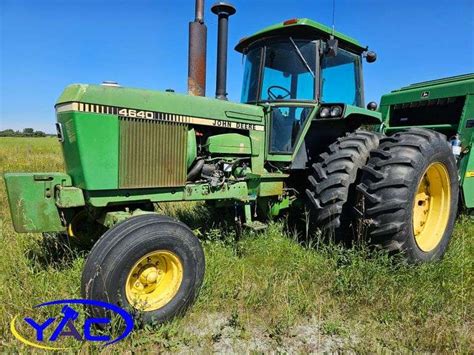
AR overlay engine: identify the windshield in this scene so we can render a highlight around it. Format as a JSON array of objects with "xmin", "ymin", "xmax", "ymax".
[
  {"xmin": 241, "ymin": 39, "xmax": 317, "ymax": 103},
  {"xmin": 320, "ymin": 48, "xmax": 362, "ymax": 106}
]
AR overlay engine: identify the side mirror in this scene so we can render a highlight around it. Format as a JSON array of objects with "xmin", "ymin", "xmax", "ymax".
[
  {"xmin": 326, "ymin": 37, "xmax": 339, "ymax": 57},
  {"xmin": 367, "ymin": 101, "xmax": 378, "ymax": 111},
  {"xmin": 366, "ymin": 51, "xmax": 377, "ymax": 63}
]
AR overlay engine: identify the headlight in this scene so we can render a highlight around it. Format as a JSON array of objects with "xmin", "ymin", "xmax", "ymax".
[
  {"xmin": 330, "ymin": 105, "xmax": 343, "ymax": 117},
  {"xmin": 319, "ymin": 107, "xmax": 330, "ymax": 118}
]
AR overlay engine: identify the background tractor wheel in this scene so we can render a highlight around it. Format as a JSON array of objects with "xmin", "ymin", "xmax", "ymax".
[
  {"xmin": 81, "ymin": 214, "xmax": 205, "ymax": 325},
  {"xmin": 67, "ymin": 210, "xmax": 106, "ymax": 248},
  {"xmin": 357, "ymin": 128, "xmax": 459, "ymax": 262},
  {"xmin": 305, "ymin": 130, "xmax": 380, "ymax": 240}
]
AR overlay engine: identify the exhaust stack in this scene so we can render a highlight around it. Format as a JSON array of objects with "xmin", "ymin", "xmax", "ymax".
[
  {"xmin": 188, "ymin": 0, "xmax": 207, "ymax": 96},
  {"xmin": 211, "ymin": 2, "xmax": 236, "ymax": 100}
]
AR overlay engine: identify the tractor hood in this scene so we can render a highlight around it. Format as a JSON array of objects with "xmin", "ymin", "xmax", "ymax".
[
  {"xmin": 54, "ymin": 84, "xmax": 265, "ymax": 192},
  {"xmin": 56, "ymin": 84, "xmax": 265, "ymax": 127}
]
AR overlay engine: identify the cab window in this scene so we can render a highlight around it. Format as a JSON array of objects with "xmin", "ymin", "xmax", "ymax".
[
  {"xmin": 261, "ymin": 40, "xmax": 316, "ymax": 101},
  {"xmin": 321, "ymin": 48, "xmax": 362, "ymax": 106},
  {"xmin": 269, "ymin": 106, "xmax": 312, "ymax": 154},
  {"xmin": 241, "ymin": 39, "xmax": 317, "ymax": 103},
  {"xmin": 241, "ymin": 47, "xmax": 262, "ymax": 103}
]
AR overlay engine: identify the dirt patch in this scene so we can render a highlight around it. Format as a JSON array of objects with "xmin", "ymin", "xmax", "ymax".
[{"xmin": 175, "ymin": 312, "xmax": 354, "ymax": 353}]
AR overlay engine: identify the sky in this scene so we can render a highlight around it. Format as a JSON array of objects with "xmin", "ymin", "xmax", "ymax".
[{"xmin": 1, "ymin": 0, "xmax": 473, "ymax": 133}]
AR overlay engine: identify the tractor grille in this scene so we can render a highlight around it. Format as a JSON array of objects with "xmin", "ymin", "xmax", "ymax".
[{"xmin": 119, "ymin": 117, "xmax": 187, "ymax": 188}]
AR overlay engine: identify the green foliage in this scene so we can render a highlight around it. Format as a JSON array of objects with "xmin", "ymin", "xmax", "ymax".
[
  {"xmin": 0, "ymin": 128, "xmax": 48, "ymax": 137},
  {"xmin": 0, "ymin": 137, "xmax": 473, "ymax": 352}
]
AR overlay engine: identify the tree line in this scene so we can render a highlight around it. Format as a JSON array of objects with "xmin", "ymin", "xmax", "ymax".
[{"xmin": 0, "ymin": 128, "xmax": 51, "ymax": 137}]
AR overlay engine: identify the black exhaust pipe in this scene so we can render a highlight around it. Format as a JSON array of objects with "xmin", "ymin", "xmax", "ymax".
[
  {"xmin": 188, "ymin": 0, "xmax": 207, "ymax": 96},
  {"xmin": 211, "ymin": 2, "xmax": 236, "ymax": 100}
]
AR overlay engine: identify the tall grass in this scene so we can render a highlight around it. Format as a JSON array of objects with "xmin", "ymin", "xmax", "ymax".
[{"xmin": 0, "ymin": 137, "xmax": 472, "ymax": 352}]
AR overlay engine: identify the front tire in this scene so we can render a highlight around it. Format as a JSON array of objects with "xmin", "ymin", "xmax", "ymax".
[
  {"xmin": 357, "ymin": 128, "xmax": 459, "ymax": 262},
  {"xmin": 81, "ymin": 214, "xmax": 205, "ymax": 325}
]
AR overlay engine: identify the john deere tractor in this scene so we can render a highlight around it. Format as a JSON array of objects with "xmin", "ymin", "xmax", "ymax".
[{"xmin": 4, "ymin": 1, "xmax": 469, "ymax": 324}]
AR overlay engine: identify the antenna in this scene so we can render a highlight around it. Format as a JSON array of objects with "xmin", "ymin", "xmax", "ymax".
[
  {"xmin": 331, "ymin": 0, "xmax": 336, "ymax": 35},
  {"xmin": 327, "ymin": 0, "xmax": 339, "ymax": 56}
]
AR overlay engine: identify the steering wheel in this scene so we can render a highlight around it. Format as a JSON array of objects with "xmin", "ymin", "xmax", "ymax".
[{"xmin": 267, "ymin": 85, "xmax": 291, "ymax": 100}]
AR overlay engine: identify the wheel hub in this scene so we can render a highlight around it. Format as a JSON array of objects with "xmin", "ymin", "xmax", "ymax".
[
  {"xmin": 412, "ymin": 162, "xmax": 451, "ymax": 252},
  {"xmin": 139, "ymin": 265, "xmax": 160, "ymax": 284},
  {"xmin": 126, "ymin": 250, "xmax": 183, "ymax": 311},
  {"xmin": 413, "ymin": 183, "xmax": 430, "ymax": 235}
]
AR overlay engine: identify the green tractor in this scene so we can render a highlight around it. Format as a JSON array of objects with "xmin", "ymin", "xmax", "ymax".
[{"xmin": 3, "ymin": 1, "xmax": 470, "ymax": 324}]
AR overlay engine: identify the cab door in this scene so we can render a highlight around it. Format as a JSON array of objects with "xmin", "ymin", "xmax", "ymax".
[{"xmin": 265, "ymin": 103, "xmax": 316, "ymax": 163}]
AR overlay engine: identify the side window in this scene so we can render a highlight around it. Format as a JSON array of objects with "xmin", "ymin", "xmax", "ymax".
[
  {"xmin": 321, "ymin": 49, "xmax": 361, "ymax": 106},
  {"xmin": 270, "ymin": 106, "xmax": 312, "ymax": 153},
  {"xmin": 241, "ymin": 48, "xmax": 262, "ymax": 103}
]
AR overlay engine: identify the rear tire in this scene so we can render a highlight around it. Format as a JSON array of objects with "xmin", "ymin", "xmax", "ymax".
[
  {"xmin": 305, "ymin": 130, "xmax": 380, "ymax": 239},
  {"xmin": 81, "ymin": 214, "xmax": 205, "ymax": 325},
  {"xmin": 357, "ymin": 128, "xmax": 459, "ymax": 262}
]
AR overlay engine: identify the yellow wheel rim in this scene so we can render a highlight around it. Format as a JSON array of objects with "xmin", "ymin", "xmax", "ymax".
[
  {"xmin": 412, "ymin": 162, "xmax": 451, "ymax": 252},
  {"xmin": 125, "ymin": 250, "xmax": 183, "ymax": 311}
]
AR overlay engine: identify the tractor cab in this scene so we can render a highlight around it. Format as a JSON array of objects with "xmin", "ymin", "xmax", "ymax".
[{"xmin": 236, "ymin": 18, "xmax": 377, "ymax": 155}]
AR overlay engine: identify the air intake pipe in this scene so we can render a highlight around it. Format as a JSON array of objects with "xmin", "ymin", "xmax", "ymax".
[
  {"xmin": 188, "ymin": 0, "xmax": 207, "ymax": 96},
  {"xmin": 211, "ymin": 2, "xmax": 236, "ymax": 100}
]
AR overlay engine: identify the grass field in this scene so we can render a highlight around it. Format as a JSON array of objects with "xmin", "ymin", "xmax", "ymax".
[{"xmin": 0, "ymin": 137, "xmax": 472, "ymax": 352}]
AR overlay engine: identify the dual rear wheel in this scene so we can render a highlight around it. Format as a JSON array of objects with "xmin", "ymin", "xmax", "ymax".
[
  {"xmin": 306, "ymin": 128, "xmax": 458, "ymax": 262},
  {"xmin": 357, "ymin": 128, "xmax": 458, "ymax": 262}
]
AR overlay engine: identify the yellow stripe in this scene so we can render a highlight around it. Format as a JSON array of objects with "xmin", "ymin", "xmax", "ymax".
[
  {"xmin": 55, "ymin": 103, "xmax": 78, "ymax": 113},
  {"xmin": 466, "ymin": 171, "xmax": 474, "ymax": 178},
  {"xmin": 55, "ymin": 102, "xmax": 265, "ymax": 131}
]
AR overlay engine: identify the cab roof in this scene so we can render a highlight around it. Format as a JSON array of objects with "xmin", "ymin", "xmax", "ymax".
[{"xmin": 235, "ymin": 18, "xmax": 366, "ymax": 54}]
